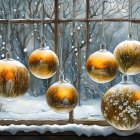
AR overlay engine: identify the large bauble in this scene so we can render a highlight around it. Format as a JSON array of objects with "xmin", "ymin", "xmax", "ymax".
[
  {"xmin": 86, "ymin": 50, "xmax": 118, "ymax": 83},
  {"xmin": 0, "ymin": 59, "xmax": 30, "ymax": 98},
  {"xmin": 101, "ymin": 82, "xmax": 140, "ymax": 130},
  {"xmin": 46, "ymin": 80, "xmax": 78, "ymax": 113},
  {"xmin": 114, "ymin": 40, "xmax": 140, "ymax": 75},
  {"xmin": 28, "ymin": 48, "xmax": 59, "ymax": 79}
]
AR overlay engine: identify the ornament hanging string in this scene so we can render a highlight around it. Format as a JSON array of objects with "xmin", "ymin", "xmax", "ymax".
[
  {"xmin": 58, "ymin": 2, "xmax": 65, "ymax": 79},
  {"xmin": 7, "ymin": 12, "xmax": 11, "ymax": 43},
  {"xmin": 100, "ymin": 0, "xmax": 106, "ymax": 50},
  {"xmin": 59, "ymin": 34, "xmax": 64, "ymax": 81},
  {"xmin": 73, "ymin": 0, "xmax": 76, "ymax": 29},
  {"xmin": 128, "ymin": 0, "xmax": 133, "ymax": 39},
  {"xmin": 40, "ymin": 0, "xmax": 46, "ymax": 48},
  {"xmin": 6, "ymin": 11, "xmax": 12, "ymax": 59},
  {"xmin": 40, "ymin": 0, "xmax": 44, "ymax": 38},
  {"xmin": 72, "ymin": 0, "xmax": 76, "ymax": 49},
  {"xmin": 122, "ymin": 0, "xmax": 132, "ymax": 77}
]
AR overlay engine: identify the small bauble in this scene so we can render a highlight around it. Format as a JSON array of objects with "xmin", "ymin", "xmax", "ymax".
[
  {"xmin": 114, "ymin": 40, "xmax": 140, "ymax": 75},
  {"xmin": 46, "ymin": 80, "xmax": 78, "ymax": 113},
  {"xmin": 86, "ymin": 50, "xmax": 118, "ymax": 83},
  {"xmin": 0, "ymin": 59, "xmax": 30, "ymax": 98},
  {"xmin": 28, "ymin": 47, "xmax": 59, "ymax": 79},
  {"xmin": 101, "ymin": 81, "xmax": 140, "ymax": 130}
]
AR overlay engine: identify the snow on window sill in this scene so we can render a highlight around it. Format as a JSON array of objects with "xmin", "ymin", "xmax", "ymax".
[{"xmin": 0, "ymin": 124, "xmax": 139, "ymax": 136}]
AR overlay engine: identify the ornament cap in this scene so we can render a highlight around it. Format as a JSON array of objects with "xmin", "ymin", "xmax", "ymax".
[
  {"xmin": 59, "ymin": 69, "xmax": 65, "ymax": 81},
  {"xmin": 121, "ymin": 74, "xmax": 129, "ymax": 83},
  {"xmin": 6, "ymin": 51, "xmax": 12, "ymax": 59},
  {"xmin": 59, "ymin": 74, "xmax": 65, "ymax": 81},
  {"xmin": 128, "ymin": 33, "xmax": 133, "ymax": 40},
  {"xmin": 40, "ymin": 41, "xmax": 46, "ymax": 48},
  {"xmin": 100, "ymin": 42, "xmax": 106, "ymax": 50}
]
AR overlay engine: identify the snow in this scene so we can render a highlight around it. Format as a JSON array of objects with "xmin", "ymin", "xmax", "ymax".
[
  {"xmin": 0, "ymin": 94, "xmax": 68, "ymax": 120},
  {"xmin": 0, "ymin": 94, "xmax": 139, "ymax": 136},
  {"xmin": 0, "ymin": 124, "xmax": 139, "ymax": 136},
  {"xmin": 0, "ymin": 94, "xmax": 102, "ymax": 120},
  {"xmin": 74, "ymin": 99, "xmax": 103, "ymax": 120}
]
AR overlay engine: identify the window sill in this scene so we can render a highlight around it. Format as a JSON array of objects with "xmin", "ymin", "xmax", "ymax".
[{"xmin": 0, "ymin": 121, "xmax": 139, "ymax": 136}]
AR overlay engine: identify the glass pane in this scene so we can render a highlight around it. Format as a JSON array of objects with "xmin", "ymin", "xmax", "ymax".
[
  {"xmin": 0, "ymin": 21, "xmax": 68, "ymax": 120},
  {"xmin": 90, "ymin": 0, "xmax": 140, "ymax": 19},
  {"xmin": 75, "ymin": 21, "xmax": 140, "ymax": 120},
  {"xmin": 0, "ymin": 0, "xmax": 54, "ymax": 19},
  {"xmin": 58, "ymin": 0, "xmax": 73, "ymax": 19},
  {"xmin": 75, "ymin": 0, "xmax": 86, "ymax": 19},
  {"xmin": 0, "ymin": 0, "xmax": 140, "ymax": 121}
]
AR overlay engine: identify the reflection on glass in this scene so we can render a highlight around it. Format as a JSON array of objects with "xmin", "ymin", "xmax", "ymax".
[
  {"xmin": 114, "ymin": 40, "xmax": 140, "ymax": 75},
  {"xmin": 102, "ymin": 79, "xmax": 140, "ymax": 130},
  {"xmin": 0, "ymin": 59, "xmax": 30, "ymax": 98},
  {"xmin": 46, "ymin": 80, "xmax": 78, "ymax": 113},
  {"xmin": 29, "ymin": 48, "xmax": 59, "ymax": 79},
  {"xmin": 86, "ymin": 50, "xmax": 118, "ymax": 83}
]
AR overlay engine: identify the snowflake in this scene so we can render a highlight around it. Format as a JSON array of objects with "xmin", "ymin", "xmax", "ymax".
[
  {"xmin": 23, "ymin": 48, "xmax": 28, "ymax": 52},
  {"xmin": 77, "ymin": 26, "xmax": 80, "ymax": 30},
  {"xmin": 1, "ymin": 54, "xmax": 4, "ymax": 58}
]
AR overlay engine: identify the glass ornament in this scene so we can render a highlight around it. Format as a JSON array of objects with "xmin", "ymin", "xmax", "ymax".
[
  {"xmin": 86, "ymin": 45, "xmax": 118, "ymax": 83},
  {"xmin": 46, "ymin": 79, "xmax": 78, "ymax": 113},
  {"xmin": 101, "ymin": 75, "xmax": 140, "ymax": 130},
  {"xmin": 0, "ymin": 58, "xmax": 30, "ymax": 98},
  {"xmin": 114, "ymin": 40, "xmax": 140, "ymax": 75},
  {"xmin": 28, "ymin": 46, "xmax": 59, "ymax": 79}
]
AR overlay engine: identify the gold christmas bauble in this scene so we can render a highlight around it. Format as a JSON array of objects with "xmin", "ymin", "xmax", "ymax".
[
  {"xmin": 114, "ymin": 40, "xmax": 140, "ymax": 75},
  {"xmin": 46, "ymin": 80, "xmax": 78, "ymax": 113},
  {"xmin": 86, "ymin": 50, "xmax": 118, "ymax": 83},
  {"xmin": 101, "ymin": 81, "xmax": 140, "ymax": 130},
  {"xmin": 0, "ymin": 59, "xmax": 30, "ymax": 98},
  {"xmin": 28, "ymin": 48, "xmax": 59, "ymax": 79}
]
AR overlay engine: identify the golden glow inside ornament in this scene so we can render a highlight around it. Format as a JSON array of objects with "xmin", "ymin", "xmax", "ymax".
[
  {"xmin": 46, "ymin": 75, "xmax": 78, "ymax": 113},
  {"xmin": 86, "ymin": 44, "xmax": 118, "ymax": 83},
  {"xmin": 28, "ymin": 42, "xmax": 59, "ymax": 79},
  {"xmin": 114, "ymin": 40, "xmax": 140, "ymax": 75},
  {"xmin": 101, "ymin": 75, "xmax": 140, "ymax": 130},
  {"xmin": 0, "ymin": 13, "xmax": 30, "ymax": 98},
  {"xmin": 86, "ymin": 0, "xmax": 118, "ymax": 83},
  {"xmin": 45, "ymin": 34, "xmax": 78, "ymax": 113},
  {"xmin": 0, "ymin": 58, "xmax": 30, "ymax": 98}
]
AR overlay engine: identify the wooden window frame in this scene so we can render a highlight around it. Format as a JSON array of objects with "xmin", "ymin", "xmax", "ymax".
[{"xmin": 0, "ymin": 0, "xmax": 140, "ymax": 126}]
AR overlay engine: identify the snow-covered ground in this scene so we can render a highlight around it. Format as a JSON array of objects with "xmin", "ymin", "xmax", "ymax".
[
  {"xmin": 0, "ymin": 94, "xmax": 139, "ymax": 136},
  {"xmin": 0, "ymin": 94, "xmax": 102, "ymax": 120}
]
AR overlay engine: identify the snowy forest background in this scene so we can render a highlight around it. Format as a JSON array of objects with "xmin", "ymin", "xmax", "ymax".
[{"xmin": 0, "ymin": 0, "xmax": 140, "ymax": 116}]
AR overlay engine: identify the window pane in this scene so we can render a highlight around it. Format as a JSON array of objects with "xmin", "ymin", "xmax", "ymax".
[{"xmin": 0, "ymin": 0, "xmax": 140, "ymax": 122}]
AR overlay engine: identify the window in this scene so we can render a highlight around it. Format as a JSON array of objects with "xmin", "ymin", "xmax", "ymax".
[{"xmin": 0, "ymin": 0, "xmax": 140, "ymax": 125}]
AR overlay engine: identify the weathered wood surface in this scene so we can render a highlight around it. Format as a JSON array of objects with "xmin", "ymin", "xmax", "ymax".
[
  {"xmin": 0, "ymin": 18, "xmax": 140, "ymax": 24},
  {"xmin": 0, "ymin": 119, "xmax": 108, "ymax": 126}
]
